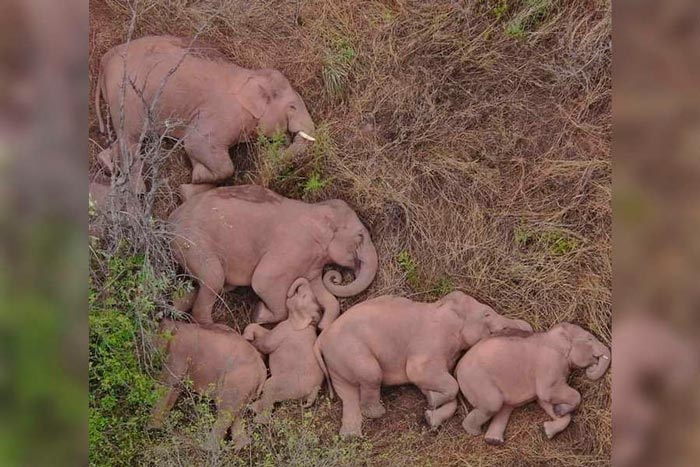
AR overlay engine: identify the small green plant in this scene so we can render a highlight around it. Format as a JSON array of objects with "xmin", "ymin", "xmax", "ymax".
[
  {"xmin": 505, "ymin": 0, "xmax": 552, "ymax": 38},
  {"xmin": 257, "ymin": 129, "xmax": 288, "ymax": 161},
  {"xmin": 323, "ymin": 38, "xmax": 356, "ymax": 97},
  {"xmin": 433, "ymin": 277, "xmax": 455, "ymax": 296},
  {"xmin": 303, "ymin": 171, "xmax": 329, "ymax": 196},
  {"xmin": 506, "ymin": 20, "xmax": 526, "ymax": 38},
  {"xmin": 514, "ymin": 225, "xmax": 578, "ymax": 255},
  {"xmin": 491, "ymin": 0, "xmax": 510, "ymax": 20},
  {"xmin": 397, "ymin": 251, "xmax": 420, "ymax": 289},
  {"xmin": 514, "ymin": 225, "xmax": 533, "ymax": 246},
  {"xmin": 541, "ymin": 230, "xmax": 578, "ymax": 256}
]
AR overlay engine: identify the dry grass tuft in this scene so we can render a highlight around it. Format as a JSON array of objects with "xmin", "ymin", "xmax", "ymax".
[{"xmin": 89, "ymin": 0, "xmax": 611, "ymax": 465}]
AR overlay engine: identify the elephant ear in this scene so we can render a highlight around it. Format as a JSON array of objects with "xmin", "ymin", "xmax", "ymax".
[
  {"xmin": 236, "ymin": 76, "xmax": 271, "ymax": 119},
  {"xmin": 570, "ymin": 339, "xmax": 595, "ymax": 368}
]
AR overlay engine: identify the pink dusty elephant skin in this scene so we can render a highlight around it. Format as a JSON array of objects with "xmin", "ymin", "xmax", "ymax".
[
  {"xmin": 168, "ymin": 185, "xmax": 378, "ymax": 329},
  {"xmin": 94, "ymin": 35, "xmax": 316, "ymax": 194},
  {"xmin": 148, "ymin": 319, "xmax": 267, "ymax": 452},
  {"xmin": 314, "ymin": 291, "xmax": 533, "ymax": 437},
  {"xmin": 243, "ymin": 278, "xmax": 325, "ymax": 422},
  {"xmin": 456, "ymin": 322, "xmax": 610, "ymax": 445}
]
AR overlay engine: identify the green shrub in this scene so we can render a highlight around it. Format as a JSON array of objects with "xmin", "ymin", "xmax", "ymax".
[{"xmin": 89, "ymin": 253, "xmax": 163, "ymax": 466}]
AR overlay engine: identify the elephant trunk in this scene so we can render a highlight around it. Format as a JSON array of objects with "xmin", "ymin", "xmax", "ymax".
[
  {"xmin": 323, "ymin": 233, "xmax": 378, "ymax": 298},
  {"xmin": 585, "ymin": 342, "xmax": 611, "ymax": 380}
]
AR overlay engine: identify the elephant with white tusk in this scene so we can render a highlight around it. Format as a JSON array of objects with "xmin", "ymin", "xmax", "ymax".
[
  {"xmin": 315, "ymin": 291, "xmax": 533, "ymax": 437},
  {"xmin": 168, "ymin": 185, "xmax": 378, "ymax": 329},
  {"xmin": 94, "ymin": 35, "xmax": 316, "ymax": 194},
  {"xmin": 456, "ymin": 322, "xmax": 611, "ymax": 445}
]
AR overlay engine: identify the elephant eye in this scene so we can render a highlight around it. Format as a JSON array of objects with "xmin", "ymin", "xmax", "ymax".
[{"xmin": 290, "ymin": 104, "xmax": 297, "ymax": 110}]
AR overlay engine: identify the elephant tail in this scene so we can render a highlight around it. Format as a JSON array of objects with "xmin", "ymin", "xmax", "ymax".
[
  {"xmin": 95, "ymin": 66, "xmax": 105, "ymax": 134},
  {"xmin": 313, "ymin": 336, "xmax": 334, "ymax": 399}
]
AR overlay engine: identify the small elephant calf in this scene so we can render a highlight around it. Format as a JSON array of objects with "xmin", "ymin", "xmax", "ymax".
[
  {"xmin": 457, "ymin": 322, "xmax": 610, "ymax": 445},
  {"xmin": 148, "ymin": 319, "xmax": 267, "ymax": 451},
  {"xmin": 243, "ymin": 278, "xmax": 324, "ymax": 421}
]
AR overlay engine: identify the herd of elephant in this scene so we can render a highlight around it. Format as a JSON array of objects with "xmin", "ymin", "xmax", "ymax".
[{"xmin": 90, "ymin": 36, "xmax": 611, "ymax": 452}]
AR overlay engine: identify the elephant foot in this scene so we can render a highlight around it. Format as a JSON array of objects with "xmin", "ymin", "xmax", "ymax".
[
  {"xmin": 339, "ymin": 423, "xmax": 363, "ymax": 438},
  {"xmin": 231, "ymin": 433, "xmax": 252, "ymax": 451},
  {"xmin": 543, "ymin": 420, "xmax": 567, "ymax": 439},
  {"xmin": 553, "ymin": 403, "xmax": 574, "ymax": 417},
  {"xmin": 253, "ymin": 302, "xmax": 275, "ymax": 324},
  {"xmin": 485, "ymin": 436, "xmax": 504, "ymax": 446},
  {"xmin": 361, "ymin": 402, "xmax": 386, "ymax": 419},
  {"xmin": 462, "ymin": 417, "xmax": 482, "ymax": 436},
  {"xmin": 97, "ymin": 147, "xmax": 114, "ymax": 174},
  {"xmin": 146, "ymin": 418, "xmax": 164, "ymax": 431}
]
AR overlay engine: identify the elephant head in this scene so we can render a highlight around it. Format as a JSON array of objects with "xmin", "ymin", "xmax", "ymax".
[
  {"xmin": 438, "ymin": 291, "xmax": 534, "ymax": 347},
  {"xmin": 319, "ymin": 200, "xmax": 378, "ymax": 303},
  {"xmin": 552, "ymin": 323, "xmax": 611, "ymax": 380},
  {"xmin": 235, "ymin": 71, "xmax": 316, "ymax": 152},
  {"xmin": 286, "ymin": 278, "xmax": 322, "ymax": 331}
]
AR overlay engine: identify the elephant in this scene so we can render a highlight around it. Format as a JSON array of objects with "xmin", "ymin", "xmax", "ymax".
[
  {"xmin": 314, "ymin": 291, "xmax": 533, "ymax": 437},
  {"xmin": 168, "ymin": 185, "xmax": 378, "ymax": 329},
  {"xmin": 94, "ymin": 35, "xmax": 316, "ymax": 194},
  {"xmin": 243, "ymin": 277, "xmax": 325, "ymax": 422},
  {"xmin": 147, "ymin": 319, "xmax": 267, "ymax": 451},
  {"xmin": 456, "ymin": 322, "xmax": 611, "ymax": 445}
]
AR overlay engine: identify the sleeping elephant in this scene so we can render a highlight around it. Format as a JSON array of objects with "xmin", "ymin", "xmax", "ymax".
[
  {"xmin": 94, "ymin": 35, "xmax": 315, "ymax": 194},
  {"xmin": 168, "ymin": 185, "xmax": 378, "ymax": 329},
  {"xmin": 456, "ymin": 322, "xmax": 610, "ymax": 445},
  {"xmin": 314, "ymin": 291, "xmax": 533, "ymax": 437}
]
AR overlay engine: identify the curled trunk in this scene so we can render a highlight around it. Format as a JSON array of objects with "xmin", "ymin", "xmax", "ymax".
[
  {"xmin": 323, "ymin": 233, "xmax": 378, "ymax": 298},
  {"xmin": 586, "ymin": 343, "xmax": 611, "ymax": 380}
]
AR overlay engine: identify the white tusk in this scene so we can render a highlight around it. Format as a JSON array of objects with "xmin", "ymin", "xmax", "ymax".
[
  {"xmin": 601, "ymin": 355, "xmax": 609, "ymax": 360},
  {"xmin": 298, "ymin": 131, "xmax": 316, "ymax": 142}
]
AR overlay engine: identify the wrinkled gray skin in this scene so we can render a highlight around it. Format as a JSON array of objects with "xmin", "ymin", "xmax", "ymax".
[
  {"xmin": 94, "ymin": 35, "xmax": 315, "ymax": 194},
  {"xmin": 169, "ymin": 185, "xmax": 378, "ymax": 329},
  {"xmin": 147, "ymin": 320, "xmax": 266, "ymax": 452},
  {"xmin": 315, "ymin": 291, "xmax": 533, "ymax": 437},
  {"xmin": 243, "ymin": 278, "xmax": 325, "ymax": 422},
  {"xmin": 456, "ymin": 322, "xmax": 611, "ymax": 445}
]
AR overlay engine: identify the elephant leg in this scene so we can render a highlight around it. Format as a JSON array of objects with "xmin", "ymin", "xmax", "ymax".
[
  {"xmin": 173, "ymin": 288, "xmax": 197, "ymax": 312},
  {"xmin": 252, "ymin": 301, "xmax": 276, "ymax": 325},
  {"xmin": 191, "ymin": 258, "xmax": 225, "ymax": 325},
  {"xmin": 148, "ymin": 358, "xmax": 187, "ymax": 430},
  {"xmin": 462, "ymin": 386, "xmax": 503, "ymax": 436},
  {"xmin": 251, "ymin": 259, "xmax": 294, "ymax": 324},
  {"xmin": 332, "ymin": 373, "xmax": 363, "ymax": 437},
  {"xmin": 358, "ymin": 359, "xmax": 385, "ymax": 419},
  {"xmin": 302, "ymin": 385, "xmax": 321, "ymax": 409},
  {"xmin": 407, "ymin": 359, "xmax": 459, "ymax": 410},
  {"xmin": 96, "ymin": 145, "xmax": 115, "ymax": 174},
  {"xmin": 484, "ymin": 405, "xmax": 514, "ymax": 445},
  {"xmin": 543, "ymin": 383, "xmax": 581, "ymax": 417},
  {"xmin": 184, "ymin": 134, "xmax": 234, "ymax": 185},
  {"xmin": 425, "ymin": 399, "xmax": 458, "ymax": 428},
  {"xmin": 251, "ymin": 376, "xmax": 297, "ymax": 423},
  {"xmin": 538, "ymin": 400, "xmax": 572, "ymax": 439}
]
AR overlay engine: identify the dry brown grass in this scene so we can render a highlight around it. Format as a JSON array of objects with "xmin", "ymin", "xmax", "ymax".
[{"xmin": 89, "ymin": 0, "xmax": 611, "ymax": 465}]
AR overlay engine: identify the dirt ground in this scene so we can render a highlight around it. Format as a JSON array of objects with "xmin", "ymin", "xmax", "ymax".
[{"xmin": 89, "ymin": 0, "xmax": 611, "ymax": 465}]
